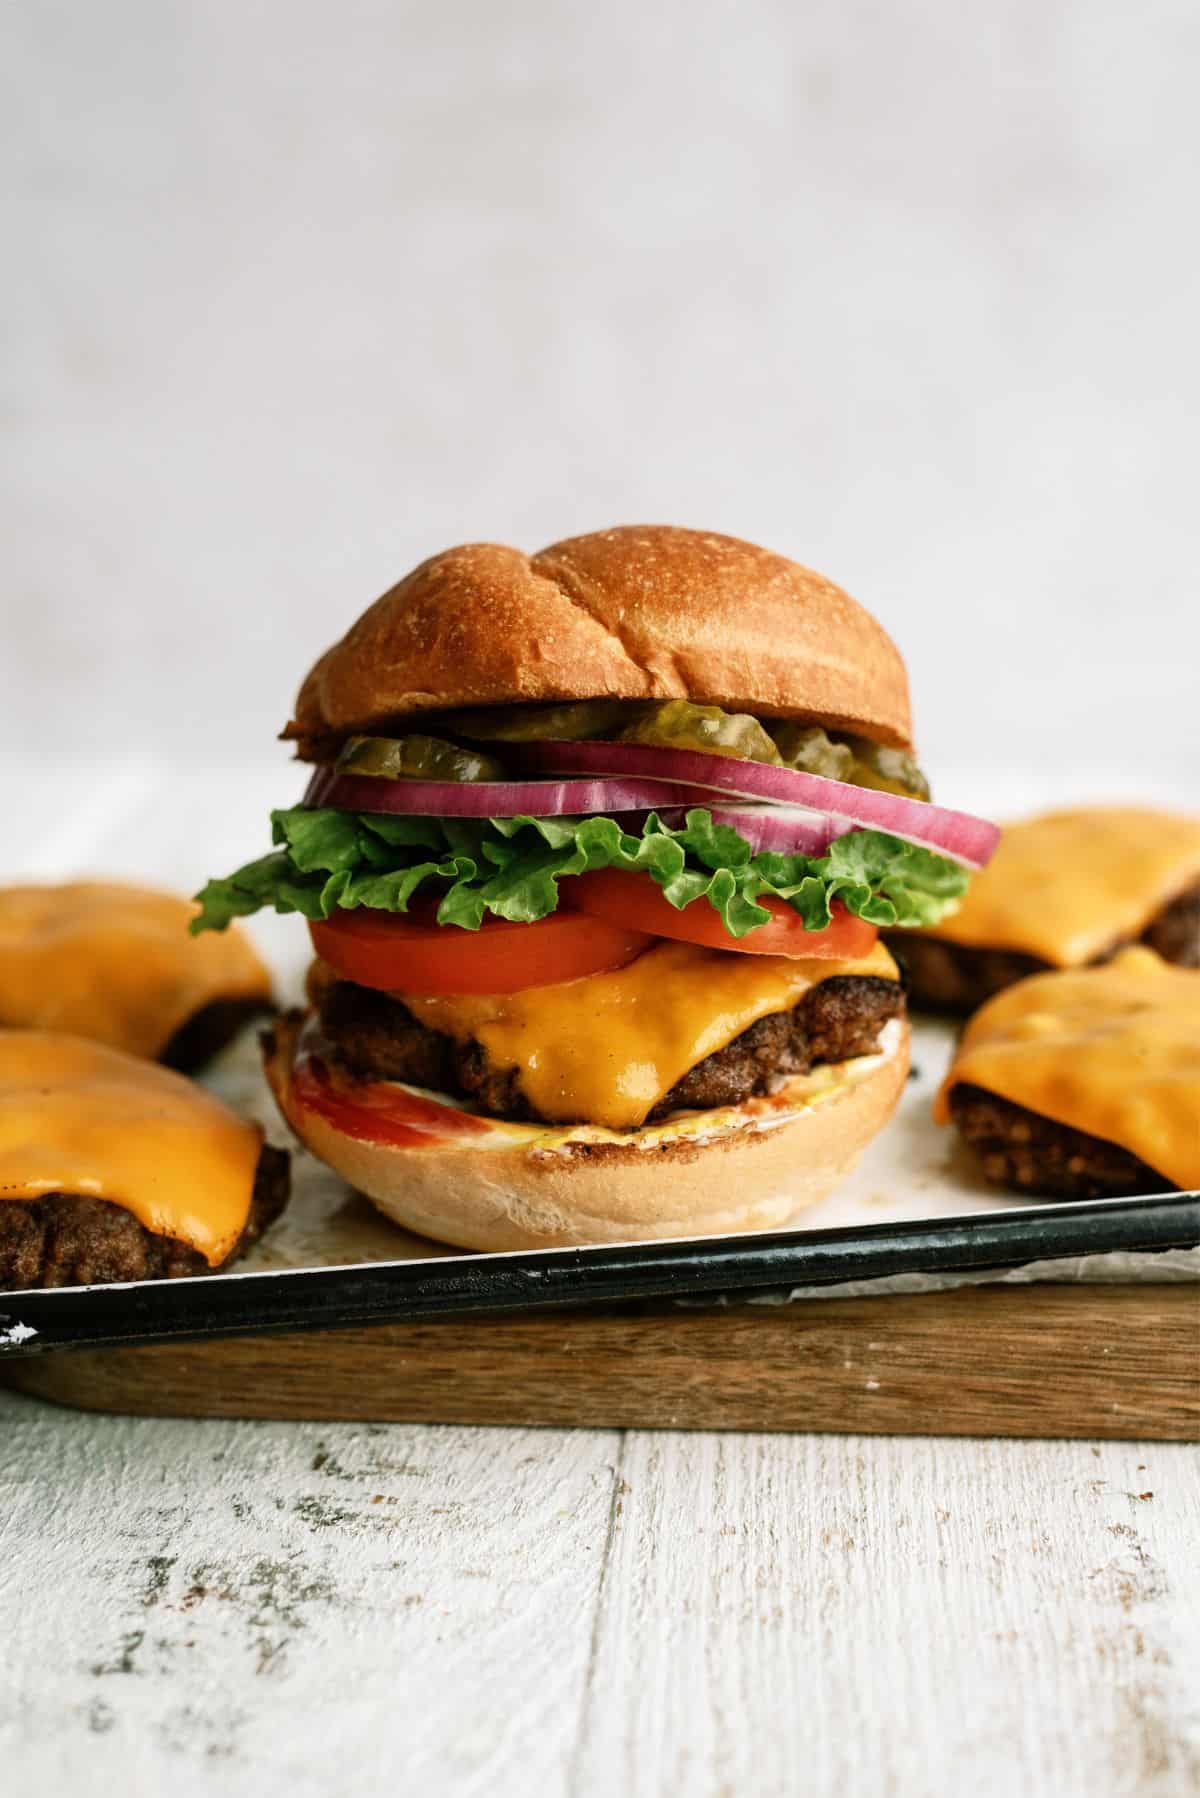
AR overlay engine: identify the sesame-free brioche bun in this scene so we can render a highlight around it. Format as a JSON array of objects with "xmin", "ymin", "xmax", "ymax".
[
  {"xmin": 285, "ymin": 526, "xmax": 914, "ymax": 754},
  {"xmin": 263, "ymin": 1012, "xmax": 909, "ymax": 1253}
]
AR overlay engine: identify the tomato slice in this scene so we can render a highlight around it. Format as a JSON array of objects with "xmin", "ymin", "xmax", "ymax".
[
  {"xmin": 564, "ymin": 871, "xmax": 878, "ymax": 959},
  {"xmin": 309, "ymin": 905, "xmax": 655, "ymax": 995}
]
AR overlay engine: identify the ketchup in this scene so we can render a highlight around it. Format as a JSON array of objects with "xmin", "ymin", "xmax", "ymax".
[{"xmin": 292, "ymin": 1050, "xmax": 492, "ymax": 1149}]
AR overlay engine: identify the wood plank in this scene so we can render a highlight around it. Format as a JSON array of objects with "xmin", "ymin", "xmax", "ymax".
[
  {"xmin": 571, "ymin": 1432, "xmax": 1200, "ymax": 1797},
  {"xmin": 7, "ymin": 1285, "xmax": 1198, "ymax": 1439},
  {"xmin": 0, "ymin": 1393, "xmax": 622, "ymax": 1792}
]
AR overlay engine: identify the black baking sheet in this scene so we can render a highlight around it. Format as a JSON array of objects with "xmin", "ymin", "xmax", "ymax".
[{"xmin": 2, "ymin": 1191, "xmax": 1196, "ymax": 1359}]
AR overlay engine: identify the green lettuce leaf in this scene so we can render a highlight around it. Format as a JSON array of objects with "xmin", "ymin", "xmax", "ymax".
[{"xmin": 192, "ymin": 807, "xmax": 969, "ymax": 939}]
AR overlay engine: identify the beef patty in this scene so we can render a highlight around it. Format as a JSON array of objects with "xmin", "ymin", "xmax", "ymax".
[
  {"xmin": 947, "ymin": 1083, "xmax": 1170, "ymax": 1201},
  {"xmin": 890, "ymin": 877, "xmax": 1200, "ymax": 1013},
  {"xmin": 0, "ymin": 1143, "xmax": 290, "ymax": 1292},
  {"xmin": 316, "ymin": 974, "xmax": 905, "ymax": 1126},
  {"xmin": 160, "ymin": 996, "xmax": 275, "ymax": 1072}
]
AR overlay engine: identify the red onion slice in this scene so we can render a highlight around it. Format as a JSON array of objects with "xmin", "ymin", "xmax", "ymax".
[
  {"xmin": 303, "ymin": 767, "xmax": 720, "ymax": 819},
  {"xmin": 514, "ymin": 741, "xmax": 1000, "ymax": 868},
  {"xmin": 704, "ymin": 804, "xmax": 850, "ymax": 856},
  {"xmin": 638, "ymin": 804, "xmax": 849, "ymax": 857}
]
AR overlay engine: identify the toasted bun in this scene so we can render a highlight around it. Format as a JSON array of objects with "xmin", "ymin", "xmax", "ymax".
[
  {"xmin": 264, "ymin": 1013, "xmax": 909, "ymax": 1252},
  {"xmin": 286, "ymin": 526, "xmax": 913, "ymax": 752}
]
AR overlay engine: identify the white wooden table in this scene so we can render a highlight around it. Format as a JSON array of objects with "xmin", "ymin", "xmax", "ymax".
[
  {"xmin": 2, "ymin": 1397, "xmax": 1198, "ymax": 1795},
  {"xmin": 2, "ymin": 764, "xmax": 1198, "ymax": 1796}
]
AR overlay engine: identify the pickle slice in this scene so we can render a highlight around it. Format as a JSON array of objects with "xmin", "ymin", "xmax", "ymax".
[
  {"xmin": 769, "ymin": 722, "xmax": 931, "ymax": 800},
  {"xmin": 617, "ymin": 700, "xmax": 783, "ymax": 764},
  {"xmin": 335, "ymin": 734, "xmax": 505, "ymax": 783},
  {"xmin": 441, "ymin": 701, "xmax": 632, "ymax": 742},
  {"xmin": 768, "ymin": 723, "xmax": 857, "ymax": 782},
  {"xmin": 363, "ymin": 701, "xmax": 933, "ymax": 799},
  {"xmin": 841, "ymin": 735, "xmax": 931, "ymax": 801}
]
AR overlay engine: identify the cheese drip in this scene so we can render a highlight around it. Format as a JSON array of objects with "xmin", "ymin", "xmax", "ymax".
[
  {"xmin": 918, "ymin": 808, "xmax": 1200, "ymax": 967},
  {"xmin": 403, "ymin": 939, "xmax": 899, "ymax": 1129},
  {"xmin": 0, "ymin": 1031, "xmax": 264, "ymax": 1265},
  {"xmin": 0, "ymin": 881, "xmax": 272, "ymax": 1058},
  {"xmin": 935, "ymin": 946, "xmax": 1200, "ymax": 1191}
]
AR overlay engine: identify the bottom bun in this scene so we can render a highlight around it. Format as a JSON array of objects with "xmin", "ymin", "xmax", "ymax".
[{"xmin": 264, "ymin": 1013, "xmax": 910, "ymax": 1252}]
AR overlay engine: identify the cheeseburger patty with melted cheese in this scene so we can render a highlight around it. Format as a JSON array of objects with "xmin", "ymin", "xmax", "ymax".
[
  {"xmin": 311, "ymin": 941, "xmax": 903, "ymax": 1129},
  {"xmin": 0, "ymin": 880, "xmax": 273, "ymax": 1066},
  {"xmin": 936, "ymin": 946, "xmax": 1200, "ymax": 1200},
  {"xmin": 0, "ymin": 1031, "xmax": 289, "ymax": 1290},
  {"xmin": 895, "ymin": 808, "xmax": 1200, "ymax": 1011}
]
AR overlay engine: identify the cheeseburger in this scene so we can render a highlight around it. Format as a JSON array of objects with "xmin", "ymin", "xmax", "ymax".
[
  {"xmin": 195, "ymin": 526, "xmax": 998, "ymax": 1250},
  {"xmin": 0, "ymin": 1031, "xmax": 289, "ymax": 1289},
  {"xmin": 893, "ymin": 807, "xmax": 1200, "ymax": 1011},
  {"xmin": 937, "ymin": 947, "xmax": 1200, "ymax": 1200},
  {"xmin": 0, "ymin": 880, "xmax": 273, "ymax": 1068}
]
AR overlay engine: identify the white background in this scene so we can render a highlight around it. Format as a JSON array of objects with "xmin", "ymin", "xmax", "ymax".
[{"xmin": 4, "ymin": 0, "xmax": 1198, "ymax": 800}]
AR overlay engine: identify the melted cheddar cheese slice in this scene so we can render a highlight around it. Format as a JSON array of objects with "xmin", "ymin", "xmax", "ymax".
[
  {"xmin": 0, "ymin": 1031, "xmax": 265, "ymax": 1265},
  {"xmin": 0, "ymin": 881, "xmax": 272, "ymax": 1059},
  {"xmin": 934, "ymin": 947, "xmax": 1200, "ymax": 1190},
  {"xmin": 918, "ymin": 808, "xmax": 1200, "ymax": 967},
  {"xmin": 403, "ymin": 938, "xmax": 899, "ymax": 1130}
]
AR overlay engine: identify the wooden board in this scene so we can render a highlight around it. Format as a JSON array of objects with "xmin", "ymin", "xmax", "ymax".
[{"xmin": 6, "ymin": 1283, "xmax": 1198, "ymax": 1438}]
